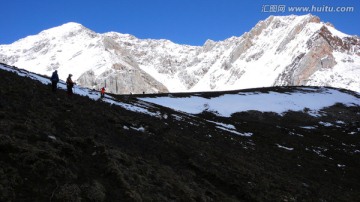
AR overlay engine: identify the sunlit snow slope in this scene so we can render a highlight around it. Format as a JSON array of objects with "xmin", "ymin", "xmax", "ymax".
[{"xmin": 139, "ymin": 88, "xmax": 359, "ymax": 117}]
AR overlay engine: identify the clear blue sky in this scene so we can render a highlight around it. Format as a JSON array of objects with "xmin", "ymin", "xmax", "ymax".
[{"xmin": 1, "ymin": 0, "xmax": 359, "ymax": 46}]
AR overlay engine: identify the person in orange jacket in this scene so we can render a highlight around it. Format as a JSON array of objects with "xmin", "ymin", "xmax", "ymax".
[
  {"xmin": 100, "ymin": 87, "xmax": 105, "ymax": 98},
  {"xmin": 66, "ymin": 74, "xmax": 76, "ymax": 96}
]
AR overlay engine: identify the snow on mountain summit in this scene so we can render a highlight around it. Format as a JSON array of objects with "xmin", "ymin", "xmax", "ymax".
[
  {"xmin": 0, "ymin": 14, "xmax": 359, "ymax": 93},
  {"xmin": 43, "ymin": 22, "xmax": 87, "ymax": 34}
]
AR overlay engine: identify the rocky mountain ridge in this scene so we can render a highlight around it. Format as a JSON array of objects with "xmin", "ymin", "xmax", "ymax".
[{"xmin": 0, "ymin": 14, "xmax": 359, "ymax": 94}]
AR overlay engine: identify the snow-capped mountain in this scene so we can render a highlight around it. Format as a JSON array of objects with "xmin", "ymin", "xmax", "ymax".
[
  {"xmin": 0, "ymin": 23, "xmax": 167, "ymax": 94},
  {"xmin": 1, "ymin": 14, "xmax": 359, "ymax": 93}
]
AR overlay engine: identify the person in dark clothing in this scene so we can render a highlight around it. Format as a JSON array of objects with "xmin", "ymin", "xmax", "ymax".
[
  {"xmin": 50, "ymin": 70, "xmax": 59, "ymax": 92},
  {"xmin": 66, "ymin": 74, "xmax": 76, "ymax": 96}
]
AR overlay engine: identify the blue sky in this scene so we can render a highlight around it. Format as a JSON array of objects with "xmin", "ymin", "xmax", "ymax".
[{"xmin": 1, "ymin": 0, "xmax": 359, "ymax": 46}]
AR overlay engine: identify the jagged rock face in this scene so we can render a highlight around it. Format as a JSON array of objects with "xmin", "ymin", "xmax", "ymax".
[
  {"xmin": 294, "ymin": 32, "xmax": 337, "ymax": 85},
  {"xmin": 277, "ymin": 26, "xmax": 338, "ymax": 86},
  {"xmin": 0, "ymin": 15, "xmax": 359, "ymax": 93},
  {"xmin": 105, "ymin": 32, "xmax": 203, "ymax": 90},
  {"xmin": 77, "ymin": 66, "xmax": 168, "ymax": 94},
  {"xmin": 275, "ymin": 23, "xmax": 359, "ymax": 88},
  {"xmin": 75, "ymin": 36, "xmax": 169, "ymax": 94}
]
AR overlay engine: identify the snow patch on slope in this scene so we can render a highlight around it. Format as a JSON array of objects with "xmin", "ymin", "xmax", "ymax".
[{"xmin": 139, "ymin": 88, "xmax": 359, "ymax": 117}]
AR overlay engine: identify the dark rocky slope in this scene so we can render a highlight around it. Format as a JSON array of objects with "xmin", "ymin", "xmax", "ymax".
[{"xmin": 0, "ymin": 66, "xmax": 359, "ymax": 201}]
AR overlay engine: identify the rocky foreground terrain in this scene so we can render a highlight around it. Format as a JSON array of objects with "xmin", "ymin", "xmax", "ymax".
[{"xmin": 0, "ymin": 64, "xmax": 360, "ymax": 201}]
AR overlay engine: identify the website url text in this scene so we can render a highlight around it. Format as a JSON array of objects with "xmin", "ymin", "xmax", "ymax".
[{"xmin": 261, "ymin": 5, "xmax": 355, "ymax": 13}]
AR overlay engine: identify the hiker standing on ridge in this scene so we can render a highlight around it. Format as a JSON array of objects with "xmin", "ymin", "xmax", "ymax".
[
  {"xmin": 50, "ymin": 70, "xmax": 59, "ymax": 92},
  {"xmin": 100, "ymin": 87, "xmax": 105, "ymax": 99},
  {"xmin": 66, "ymin": 74, "xmax": 76, "ymax": 96}
]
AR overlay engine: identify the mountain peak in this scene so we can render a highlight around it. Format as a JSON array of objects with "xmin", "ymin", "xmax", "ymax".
[
  {"xmin": 58, "ymin": 22, "xmax": 85, "ymax": 30},
  {"xmin": 40, "ymin": 22, "xmax": 94, "ymax": 37},
  {"xmin": 268, "ymin": 14, "xmax": 320, "ymax": 23}
]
